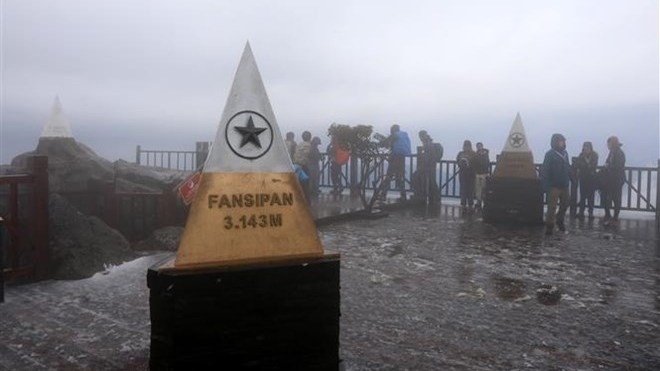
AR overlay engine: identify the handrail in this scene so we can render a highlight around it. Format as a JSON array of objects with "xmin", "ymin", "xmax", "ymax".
[
  {"xmin": 135, "ymin": 144, "xmax": 658, "ymax": 214},
  {"xmin": 0, "ymin": 174, "xmax": 35, "ymax": 185}
]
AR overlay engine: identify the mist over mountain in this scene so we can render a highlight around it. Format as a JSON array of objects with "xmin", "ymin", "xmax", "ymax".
[{"xmin": 3, "ymin": 101, "xmax": 657, "ymax": 167}]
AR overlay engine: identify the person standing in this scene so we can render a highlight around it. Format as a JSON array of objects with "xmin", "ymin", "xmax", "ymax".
[
  {"xmin": 576, "ymin": 141, "xmax": 598, "ymax": 218},
  {"xmin": 285, "ymin": 132, "xmax": 297, "ymax": 160},
  {"xmin": 474, "ymin": 142, "xmax": 490, "ymax": 209},
  {"xmin": 602, "ymin": 136, "xmax": 626, "ymax": 225},
  {"xmin": 456, "ymin": 140, "xmax": 476, "ymax": 210},
  {"xmin": 327, "ymin": 135, "xmax": 349, "ymax": 195},
  {"xmin": 417, "ymin": 130, "xmax": 440, "ymax": 203},
  {"xmin": 382, "ymin": 124, "xmax": 411, "ymax": 201},
  {"xmin": 294, "ymin": 131, "xmax": 312, "ymax": 173},
  {"xmin": 541, "ymin": 134, "xmax": 571, "ymax": 235},
  {"xmin": 293, "ymin": 131, "xmax": 312, "ymax": 199},
  {"xmin": 308, "ymin": 136, "xmax": 322, "ymax": 197}
]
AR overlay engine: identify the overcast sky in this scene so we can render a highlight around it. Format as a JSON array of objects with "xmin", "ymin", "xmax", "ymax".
[{"xmin": 1, "ymin": 0, "xmax": 658, "ymax": 165}]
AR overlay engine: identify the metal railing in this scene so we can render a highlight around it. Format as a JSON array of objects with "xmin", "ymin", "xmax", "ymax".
[
  {"xmin": 135, "ymin": 143, "xmax": 658, "ymax": 215},
  {"xmin": 136, "ymin": 142, "xmax": 210, "ymax": 172},
  {"xmin": 316, "ymin": 155, "xmax": 657, "ymax": 213}
]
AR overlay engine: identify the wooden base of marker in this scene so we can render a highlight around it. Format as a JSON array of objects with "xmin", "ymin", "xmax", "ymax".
[
  {"xmin": 483, "ymin": 177, "xmax": 544, "ymax": 225},
  {"xmin": 148, "ymin": 254, "xmax": 341, "ymax": 370}
]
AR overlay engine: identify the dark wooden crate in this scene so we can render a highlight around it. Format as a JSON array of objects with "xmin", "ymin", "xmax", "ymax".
[
  {"xmin": 483, "ymin": 177, "xmax": 544, "ymax": 225},
  {"xmin": 148, "ymin": 255, "xmax": 341, "ymax": 370}
]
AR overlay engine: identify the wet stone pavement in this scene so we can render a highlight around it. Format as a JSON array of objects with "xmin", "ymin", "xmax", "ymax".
[{"xmin": 1, "ymin": 205, "xmax": 659, "ymax": 370}]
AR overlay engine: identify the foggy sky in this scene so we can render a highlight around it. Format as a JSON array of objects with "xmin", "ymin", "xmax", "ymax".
[{"xmin": 1, "ymin": 0, "xmax": 658, "ymax": 165}]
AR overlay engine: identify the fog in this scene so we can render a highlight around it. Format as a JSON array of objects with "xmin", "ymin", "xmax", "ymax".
[{"xmin": 1, "ymin": 0, "xmax": 658, "ymax": 166}]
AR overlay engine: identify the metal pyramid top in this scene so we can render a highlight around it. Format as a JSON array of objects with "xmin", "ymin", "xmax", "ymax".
[
  {"xmin": 41, "ymin": 96, "xmax": 73, "ymax": 138},
  {"xmin": 501, "ymin": 112, "xmax": 531, "ymax": 153},
  {"xmin": 204, "ymin": 42, "xmax": 292, "ymax": 173}
]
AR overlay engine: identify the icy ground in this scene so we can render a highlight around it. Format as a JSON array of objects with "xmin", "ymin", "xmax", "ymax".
[
  {"xmin": 325, "ymin": 207, "xmax": 660, "ymax": 370},
  {"xmin": 1, "ymin": 205, "xmax": 659, "ymax": 370}
]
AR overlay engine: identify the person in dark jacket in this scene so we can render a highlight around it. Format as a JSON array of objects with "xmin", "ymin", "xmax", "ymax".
[
  {"xmin": 456, "ymin": 140, "xmax": 476, "ymax": 210},
  {"xmin": 576, "ymin": 141, "xmax": 598, "ymax": 218},
  {"xmin": 417, "ymin": 130, "xmax": 439, "ymax": 203},
  {"xmin": 541, "ymin": 133, "xmax": 571, "ymax": 235},
  {"xmin": 602, "ymin": 136, "xmax": 626, "ymax": 225},
  {"xmin": 474, "ymin": 142, "xmax": 490, "ymax": 209},
  {"xmin": 308, "ymin": 136, "xmax": 322, "ymax": 198}
]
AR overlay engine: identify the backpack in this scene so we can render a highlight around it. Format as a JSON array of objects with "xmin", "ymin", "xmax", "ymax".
[
  {"xmin": 431, "ymin": 143, "xmax": 443, "ymax": 163},
  {"xmin": 392, "ymin": 131, "xmax": 412, "ymax": 156},
  {"xmin": 458, "ymin": 153, "xmax": 471, "ymax": 169},
  {"xmin": 335, "ymin": 147, "xmax": 350, "ymax": 165}
]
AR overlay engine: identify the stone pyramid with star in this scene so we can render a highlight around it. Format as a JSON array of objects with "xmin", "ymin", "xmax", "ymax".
[
  {"xmin": 492, "ymin": 112, "xmax": 538, "ymax": 179},
  {"xmin": 172, "ymin": 42, "xmax": 325, "ymax": 269}
]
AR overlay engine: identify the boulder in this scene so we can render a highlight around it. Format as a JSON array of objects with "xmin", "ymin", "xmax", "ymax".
[
  {"xmin": 49, "ymin": 193, "xmax": 136, "ymax": 280},
  {"xmin": 12, "ymin": 138, "xmax": 114, "ymax": 193},
  {"xmin": 133, "ymin": 226, "xmax": 184, "ymax": 251},
  {"xmin": 113, "ymin": 159, "xmax": 187, "ymax": 193},
  {"xmin": 11, "ymin": 138, "xmax": 187, "ymax": 194}
]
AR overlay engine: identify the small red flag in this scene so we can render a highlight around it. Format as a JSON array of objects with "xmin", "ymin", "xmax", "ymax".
[{"xmin": 178, "ymin": 171, "xmax": 202, "ymax": 205}]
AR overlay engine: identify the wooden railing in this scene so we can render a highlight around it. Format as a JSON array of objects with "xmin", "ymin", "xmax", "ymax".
[
  {"xmin": 60, "ymin": 180, "xmax": 183, "ymax": 242},
  {"xmin": 0, "ymin": 156, "xmax": 49, "ymax": 286}
]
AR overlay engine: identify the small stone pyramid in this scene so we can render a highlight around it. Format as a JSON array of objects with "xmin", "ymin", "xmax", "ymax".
[
  {"xmin": 492, "ymin": 113, "xmax": 538, "ymax": 179},
  {"xmin": 41, "ymin": 96, "xmax": 73, "ymax": 138}
]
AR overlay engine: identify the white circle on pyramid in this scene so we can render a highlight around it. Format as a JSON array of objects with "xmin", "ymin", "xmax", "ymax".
[{"xmin": 224, "ymin": 110, "xmax": 274, "ymax": 160}]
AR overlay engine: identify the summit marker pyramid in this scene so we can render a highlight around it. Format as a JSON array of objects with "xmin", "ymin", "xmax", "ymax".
[
  {"xmin": 501, "ymin": 112, "xmax": 531, "ymax": 153},
  {"xmin": 174, "ymin": 43, "xmax": 324, "ymax": 268},
  {"xmin": 492, "ymin": 112, "xmax": 537, "ymax": 179},
  {"xmin": 41, "ymin": 96, "xmax": 73, "ymax": 138}
]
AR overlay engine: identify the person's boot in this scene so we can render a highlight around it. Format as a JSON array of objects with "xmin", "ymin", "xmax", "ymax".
[
  {"xmin": 545, "ymin": 224, "xmax": 554, "ymax": 235},
  {"xmin": 577, "ymin": 207, "xmax": 585, "ymax": 219},
  {"xmin": 557, "ymin": 220, "xmax": 566, "ymax": 233}
]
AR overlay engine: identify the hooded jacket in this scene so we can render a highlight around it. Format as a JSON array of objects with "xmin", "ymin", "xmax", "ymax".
[{"xmin": 541, "ymin": 134, "xmax": 571, "ymax": 190}]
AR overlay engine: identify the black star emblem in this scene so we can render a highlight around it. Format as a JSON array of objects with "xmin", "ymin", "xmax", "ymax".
[
  {"xmin": 234, "ymin": 115, "xmax": 266, "ymax": 148},
  {"xmin": 510, "ymin": 133, "xmax": 524, "ymax": 147}
]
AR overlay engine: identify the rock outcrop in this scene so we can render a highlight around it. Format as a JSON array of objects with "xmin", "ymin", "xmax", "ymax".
[
  {"xmin": 49, "ymin": 193, "xmax": 136, "ymax": 280},
  {"xmin": 133, "ymin": 226, "xmax": 184, "ymax": 251},
  {"xmin": 12, "ymin": 138, "xmax": 114, "ymax": 193},
  {"xmin": 11, "ymin": 138, "xmax": 188, "ymax": 193}
]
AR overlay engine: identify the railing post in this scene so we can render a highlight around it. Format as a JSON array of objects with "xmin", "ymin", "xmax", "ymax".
[
  {"xmin": 159, "ymin": 182, "xmax": 178, "ymax": 228},
  {"xmin": 0, "ymin": 216, "xmax": 4, "ymax": 303},
  {"xmin": 196, "ymin": 142, "xmax": 209, "ymax": 169},
  {"xmin": 102, "ymin": 181, "xmax": 117, "ymax": 229},
  {"xmin": 28, "ymin": 156, "xmax": 49, "ymax": 280},
  {"xmin": 569, "ymin": 157, "xmax": 578, "ymax": 217},
  {"xmin": 136, "ymin": 145, "xmax": 141, "ymax": 165},
  {"xmin": 349, "ymin": 154, "xmax": 358, "ymax": 196},
  {"xmin": 656, "ymin": 159, "xmax": 659, "ymax": 228}
]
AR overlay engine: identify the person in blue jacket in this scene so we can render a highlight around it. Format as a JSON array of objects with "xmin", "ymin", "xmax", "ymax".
[
  {"xmin": 541, "ymin": 133, "xmax": 571, "ymax": 235},
  {"xmin": 382, "ymin": 124, "xmax": 411, "ymax": 201}
]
